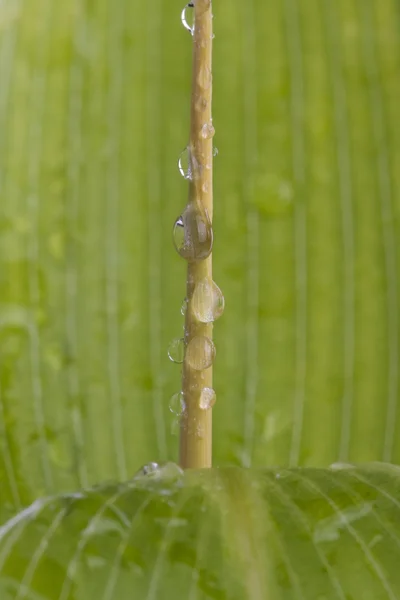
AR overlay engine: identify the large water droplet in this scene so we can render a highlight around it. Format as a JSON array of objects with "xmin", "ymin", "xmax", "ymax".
[
  {"xmin": 168, "ymin": 338, "xmax": 185, "ymax": 363},
  {"xmin": 181, "ymin": 2, "xmax": 194, "ymax": 35},
  {"xmin": 178, "ymin": 147, "xmax": 192, "ymax": 180},
  {"xmin": 185, "ymin": 336, "xmax": 216, "ymax": 370},
  {"xmin": 173, "ymin": 203, "xmax": 213, "ymax": 262},
  {"xmin": 201, "ymin": 120, "xmax": 215, "ymax": 139},
  {"xmin": 169, "ymin": 391, "xmax": 186, "ymax": 416},
  {"xmin": 192, "ymin": 279, "xmax": 225, "ymax": 323},
  {"xmin": 199, "ymin": 387, "xmax": 216, "ymax": 410}
]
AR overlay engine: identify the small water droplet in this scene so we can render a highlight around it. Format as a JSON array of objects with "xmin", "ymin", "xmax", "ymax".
[
  {"xmin": 169, "ymin": 391, "xmax": 186, "ymax": 416},
  {"xmin": 133, "ymin": 461, "xmax": 183, "ymax": 481},
  {"xmin": 181, "ymin": 2, "xmax": 194, "ymax": 35},
  {"xmin": 329, "ymin": 462, "xmax": 355, "ymax": 471},
  {"xmin": 195, "ymin": 95, "xmax": 208, "ymax": 112},
  {"xmin": 213, "ymin": 147, "xmax": 219, "ymax": 157},
  {"xmin": 202, "ymin": 181, "xmax": 209, "ymax": 193},
  {"xmin": 134, "ymin": 462, "xmax": 160, "ymax": 478},
  {"xmin": 196, "ymin": 422, "xmax": 205, "ymax": 438},
  {"xmin": 199, "ymin": 387, "xmax": 216, "ymax": 410},
  {"xmin": 173, "ymin": 203, "xmax": 213, "ymax": 262},
  {"xmin": 178, "ymin": 147, "xmax": 192, "ymax": 180},
  {"xmin": 201, "ymin": 120, "xmax": 215, "ymax": 139},
  {"xmin": 197, "ymin": 65, "xmax": 212, "ymax": 90},
  {"xmin": 192, "ymin": 279, "xmax": 225, "ymax": 323},
  {"xmin": 181, "ymin": 298, "xmax": 188, "ymax": 316},
  {"xmin": 185, "ymin": 336, "xmax": 216, "ymax": 370},
  {"xmin": 168, "ymin": 338, "xmax": 185, "ymax": 363}
]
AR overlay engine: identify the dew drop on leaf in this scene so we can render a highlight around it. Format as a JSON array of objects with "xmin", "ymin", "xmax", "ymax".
[
  {"xmin": 134, "ymin": 462, "xmax": 160, "ymax": 477},
  {"xmin": 329, "ymin": 462, "xmax": 355, "ymax": 471},
  {"xmin": 192, "ymin": 279, "xmax": 224, "ymax": 323},
  {"xmin": 173, "ymin": 203, "xmax": 213, "ymax": 262},
  {"xmin": 133, "ymin": 462, "xmax": 184, "ymax": 481},
  {"xmin": 167, "ymin": 338, "xmax": 185, "ymax": 363},
  {"xmin": 186, "ymin": 335, "xmax": 216, "ymax": 370}
]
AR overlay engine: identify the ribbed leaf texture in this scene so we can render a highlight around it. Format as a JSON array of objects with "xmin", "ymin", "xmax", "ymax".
[{"xmin": 1, "ymin": 0, "xmax": 400, "ymax": 597}]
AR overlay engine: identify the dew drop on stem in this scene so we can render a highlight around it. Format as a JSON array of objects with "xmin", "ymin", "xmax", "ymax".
[
  {"xmin": 181, "ymin": 2, "xmax": 194, "ymax": 35},
  {"xmin": 201, "ymin": 119, "xmax": 215, "ymax": 140},
  {"xmin": 181, "ymin": 297, "xmax": 188, "ymax": 316},
  {"xmin": 173, "ymin": 202, "xmax": 213, "ymax": 262},
  {"xmin": 169, "ymin": 391, "xmax": 186, "ymax": 416},
  {"xmin": 195, "ymin": 95, "xmax": 208, "ymax": 112},
  {"xmin": 185, "ymin": 335, "xmax": 216, "ymax": 370},
  {"xmin": 199, "ymin": 387, "xmax": 216, "ymax": 410},
  {"xmin": 178, "ymin": 146, "xmax": 192, "ymax": 180},
  {"xmin": 192, "ymin": 279, "xmax": 225, "ymax": 323},
  {"xmin": 197, "ymin": 65, "xmax": 212, "ymax": 90},
  {"xmin": 168, "ymin": 338, "xmax": 185, "ymax": 363}
]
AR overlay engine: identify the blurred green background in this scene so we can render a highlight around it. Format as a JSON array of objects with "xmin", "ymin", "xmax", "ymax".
[{"xmin": 1, "ymin": 0, "xmax": 400, "ymax": 511}]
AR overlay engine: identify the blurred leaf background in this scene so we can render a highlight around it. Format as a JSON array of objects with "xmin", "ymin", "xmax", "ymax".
[{"xmin": 1, "ymin": 0, "xmax": 400, "ymax": 515}]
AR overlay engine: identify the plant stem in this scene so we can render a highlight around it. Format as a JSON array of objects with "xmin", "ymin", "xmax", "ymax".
[{"xmin": 180, "ymin": 0, "xmax": 214, "ymax": 469}]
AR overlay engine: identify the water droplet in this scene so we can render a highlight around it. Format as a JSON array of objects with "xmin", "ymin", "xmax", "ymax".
[
  {"xmin": 197, "ymin": 65, "xmax": 212, "ymax": 90},
  {"xmin": 202, "ymin": 182, "xmax": 209, "ymax": 193},
  {"xmin": 195, "ymin": 95, "xmax": 208, "ymax": 112},
  {"xmin": 167, "ymin": 338, "xmax": 185, "ymax": 363},
  {"xmin": 196, "ymin": 422, "xmax": 205, "ymax": 438},
  {"xmin": 181, "ymin": 2, "xmax": 194, "ymax": 35},
  {"xmin": 185, "ymin": 336, "xmax": 216, "ymax": 370},
  {"xmin": 201, "ymin": 120, "xmax": 215, "ymax": 139},
  {"xmin": 178, "ymin": 147, "xmax": 192, "ymax": 180},
  {"xmin": 169, "ymin": 391, "xmax": 186, "ymax": 416},
  {"xmin": 134, "ymin": 462, "xmax": 160, "ymax": 477},
  {"xmin": 181, "ymin": 298, "xmax": 188, "ymax": 316},
  {"xmin": 173, "ymin": 203, "xmax": 213, "ymax": 262},
  {"xmin": 199, "ymin": 387, "xmax": 216, "ymax": 410},
  {"xmin": 133, "ymin": 461, "xmax": 184, "ymax": 481},
  {"xmin": 329, "ymin": 462, "xmax": 355, "ymax": 471},
  {"xmin": 192, "ymin": 279, "xmax": 225, "ymax": 323},
  {"xmin": 213, "ymin": 147, "xmax": 219, "ymax": 157}
]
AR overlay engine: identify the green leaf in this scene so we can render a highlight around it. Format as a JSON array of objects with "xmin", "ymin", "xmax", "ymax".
[
  {"xmin": 1, "ymin": 0, "xmax": 400, "ymax": 597},
  {"xmin": 1, "ymin": 464, "xmax": 400, "ymax": 599},
  {"xmin": 1, "ymin": 0, "xmax": 400, "ymax": 505}
]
